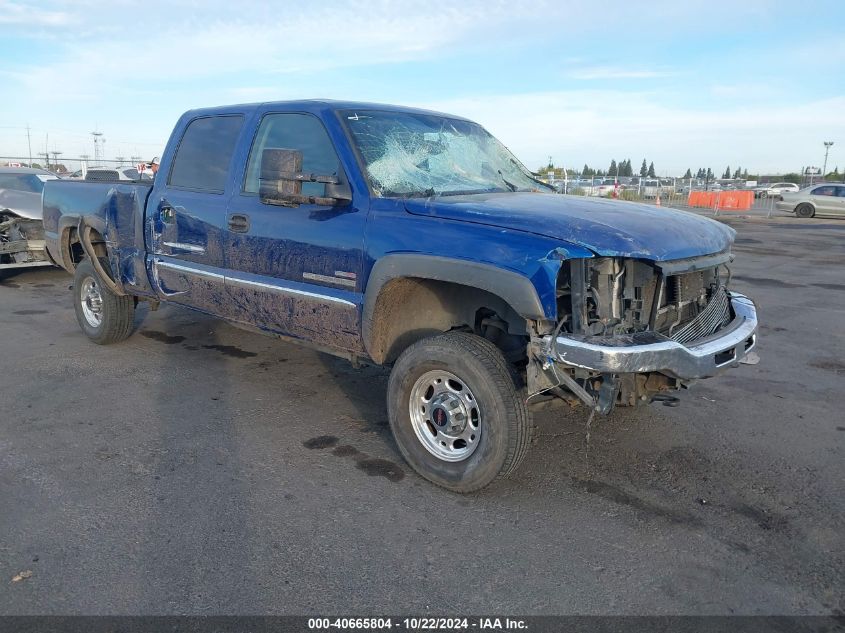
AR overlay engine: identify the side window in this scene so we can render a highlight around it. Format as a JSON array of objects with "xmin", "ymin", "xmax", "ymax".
[
  {"xmin": 812, "ymin": 186, "xmax": 834, "ymax": 196},
  {"xmin": 169, "ymin": 115, "xmax": 244, "ymax": 193},
  {"xmin": 243, "ymin": 113, "xmax": 341, "ymax": 198},
  {"xmin": 837, "ymin": 186, "xmax": 845, "ymax": 198}
]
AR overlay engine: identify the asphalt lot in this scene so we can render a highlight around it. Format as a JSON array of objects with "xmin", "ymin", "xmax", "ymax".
[{"xmin": 1, "ymin": 212, "xmax": 843, "ymax": 616}]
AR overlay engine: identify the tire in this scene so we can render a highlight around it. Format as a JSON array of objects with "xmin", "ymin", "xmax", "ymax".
[
  {"xmin": 73, "ymin": 257, "xmax": 135, "ymax": 344},
  {"xmin": 795, "ymin": 203, "xmax": 815, "ymax": 218},
  {"xmin": 387, "ymin": 332, "xmax": 532, "ymax": 493}
]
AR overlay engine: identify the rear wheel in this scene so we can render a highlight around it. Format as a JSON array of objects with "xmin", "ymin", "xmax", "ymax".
[
  {"xmin": 795, "ymin": 203, "xmax": 815, "ymax": 218},
  {"xmin": 73, "ymin": 257, "xmax": 135, "ymax": 344},
  {"xmin": 387, "ymin": 332, "xmax": 532, "ymax": 493}
]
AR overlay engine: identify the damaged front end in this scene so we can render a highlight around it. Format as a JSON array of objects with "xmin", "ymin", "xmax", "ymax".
[
  {"xmin": 528, "ymin": 253, "xmax": 758, "ymax": 414},
  {"xmin": 0, "ymin": 212, "xmax": 52, "ymax": 271}
]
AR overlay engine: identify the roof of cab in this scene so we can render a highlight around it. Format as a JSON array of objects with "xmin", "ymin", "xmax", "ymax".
[{"xmin": 178, "ymin": 99, "xmax": 470, "ymax": 122}]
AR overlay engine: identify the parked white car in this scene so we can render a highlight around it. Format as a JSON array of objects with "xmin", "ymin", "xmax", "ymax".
[
  {"xmin": 85, "ymin": 166, "xmax": 150, "ymax": 181},
  {"xmin": 758, "ymin": 182, "xmax": 799, "ymax": 198}
]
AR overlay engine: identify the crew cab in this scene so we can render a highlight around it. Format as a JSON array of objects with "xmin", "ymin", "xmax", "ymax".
[{"xmin": 42, "ymin": 100, "xmax": 759, "ymax": 492}]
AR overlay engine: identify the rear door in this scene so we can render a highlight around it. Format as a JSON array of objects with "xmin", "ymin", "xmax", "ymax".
[
  {"xmin": 223, "ymin": 109, "xmax": 366, "ymax": 354},
  {"xmin": 809, "ymin": 185, "xmax": 838, "ymax": 215},
  {"xmin": 149, "ymin": 114, "xmax": 245, "ymax": 315},
  {"xmin": 834, "ymin": 186, "xmax": 845, "ymax": 216}
]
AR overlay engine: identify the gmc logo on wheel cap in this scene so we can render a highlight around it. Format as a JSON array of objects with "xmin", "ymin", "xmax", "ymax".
[{"xmin": 432, "ymin": 407, "xmax": 447, "ymax": 427}]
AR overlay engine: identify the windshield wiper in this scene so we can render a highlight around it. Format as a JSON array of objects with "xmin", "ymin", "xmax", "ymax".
[
  {"xmin": 508, "ymin": 158, "xmax": 555, "ymax": 191},
  {"xmin": 386, "ymin": 187, "xmax": 436, "ymax": 198},
  {"xmin": 497, "ymin": 170, "xmax": 517, "ymax": 192}
]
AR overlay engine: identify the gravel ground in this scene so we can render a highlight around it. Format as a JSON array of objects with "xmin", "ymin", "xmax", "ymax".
[{"xmin": 0, "ymin": 214, "xmax": 842, "ymax": 616}]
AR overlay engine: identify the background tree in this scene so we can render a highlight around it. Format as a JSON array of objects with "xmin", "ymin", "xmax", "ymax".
[
  {"xmin": 683, "ymin": 168, "xmax": 692, "ymax": 179},
  {"xmin": 705, "ymin": 167, "xmax": 713, "ymax": 180},
  {"xmin": 723, "ymin": 165, "xmax": 731, "ymax": 179},
  {"xmin": 647, "ymin": 161, "xmax": 656, "ymax": 177},
  {"xmin": 640, "ymin": 159, "xmax": 648, "ymax": 177},
  {"xmin": 624, "ymin": 159, "xmax": 633, "ymax": 176},
  {"xmin": 608, "ymin": 159, "xmax": 617, "ymax": 177},
  {"xmin": 733, "ymin": 166, "xmax": 742, "ymax": 179}
]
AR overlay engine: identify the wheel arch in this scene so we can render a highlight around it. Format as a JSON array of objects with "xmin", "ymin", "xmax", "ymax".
[{"xmin": 362, "ymin": 254, "xmax": 547, "ymax": 364}]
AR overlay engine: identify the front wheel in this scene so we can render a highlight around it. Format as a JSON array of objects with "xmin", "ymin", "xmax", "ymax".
[
  {"xmin": 795, "ymin": 203, "xmax": 815, "ymax": 218},
  {"xmin": 73, "ymin": 257, "xmax": 135, "ymax": 344},
  {"xmin": 387, "ymin": 332, "xmax": 532, "ymax": 493}
]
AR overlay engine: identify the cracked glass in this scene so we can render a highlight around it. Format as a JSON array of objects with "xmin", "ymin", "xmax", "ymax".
[{"xmin": 341, "ymin": 110, "xmax": 553, "ymax": 198}]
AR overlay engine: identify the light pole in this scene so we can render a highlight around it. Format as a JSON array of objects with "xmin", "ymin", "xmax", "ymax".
[
  {"xmin": 50, "ymin": 151, "xmax": 63, "ymax": 173},
  {"xmin": 823, "ymin": 141, "xmax": 834, "ymax": 180}
]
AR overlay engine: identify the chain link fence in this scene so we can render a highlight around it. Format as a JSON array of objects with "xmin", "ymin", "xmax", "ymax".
[{"xmin": 1, "ymin": 156, "xmax": 151, "ymax": 178}]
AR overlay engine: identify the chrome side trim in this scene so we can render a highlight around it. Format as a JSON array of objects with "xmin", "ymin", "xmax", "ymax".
[
  {"xmin": 302, "ymin": 271, "xmax": 356, "ymax": 288},
  {"xmin": 162, "ymin": 241, "xmax": 206, "ymax": 253},
  {"xmin": 155, "ymin": 259, "xmax": 225, "ymax": 281},
  {"xmin": 551, "ymin": 292, "xmax": 758, "ymax": 380},
  {"xmin": 227, "ymin": 275, "xmax": 356, "ymax": 307},
  {"xmin": 152, "ymin": 259, "xmax": 357, "ymax": 308}
]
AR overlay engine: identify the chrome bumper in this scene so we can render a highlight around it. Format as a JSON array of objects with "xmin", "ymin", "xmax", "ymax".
[{"xmin": 551, "ymin": 293, "xmax": 758, "ymax": 380}]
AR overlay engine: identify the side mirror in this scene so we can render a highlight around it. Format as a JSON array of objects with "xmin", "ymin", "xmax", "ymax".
[{"xmin": 259, "ymin": 148, "xmax": 351, "ymax": 207}]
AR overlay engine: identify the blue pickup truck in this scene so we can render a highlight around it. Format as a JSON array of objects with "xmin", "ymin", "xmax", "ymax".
[{"xmin": 42, "ymin": 100, "xmax": 758, "ymax": 492}]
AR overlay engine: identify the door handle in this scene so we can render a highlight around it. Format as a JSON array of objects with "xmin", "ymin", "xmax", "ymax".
[{"xmin": 228, "ymin": 213, "xmax": 250, "ymax": 233}]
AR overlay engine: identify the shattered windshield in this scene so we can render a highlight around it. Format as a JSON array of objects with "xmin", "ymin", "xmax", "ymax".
[{"xmin": 340, "ymin": 109, "xmax": 553, "ymax": 198}]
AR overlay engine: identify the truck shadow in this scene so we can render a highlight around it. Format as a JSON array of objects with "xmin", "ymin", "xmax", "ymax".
[{"xmin": 316, "ymin": 353, "xmax": 392, "ymax": 440}]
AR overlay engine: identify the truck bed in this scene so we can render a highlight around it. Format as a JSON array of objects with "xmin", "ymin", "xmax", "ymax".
[{"xmin": 42, "ymin": 179, "xmax": 156, "ymax": 297}]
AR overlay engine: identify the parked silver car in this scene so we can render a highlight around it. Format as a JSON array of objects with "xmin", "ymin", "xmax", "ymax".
[{"xmin": 776, "ymin": 184, "xmax": 845, "ymax": 218}]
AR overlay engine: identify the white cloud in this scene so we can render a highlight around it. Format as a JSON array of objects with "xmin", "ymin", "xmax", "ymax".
[
  {"xmin": 3, "ymin": 1, "xmax": 522, "ymax": 104},
  {"xmin": 566, "ymin": 67, "xmax": 675, "ymax": 80},
  {"xmin": 418, "ymin": 91, "xmax": 845, "ymax": 174},
  {"xmin": 0, "ymin": 0, "xmax": 74, "ymax": 25}
]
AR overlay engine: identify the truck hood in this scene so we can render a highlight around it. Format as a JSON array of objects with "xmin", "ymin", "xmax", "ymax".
[
  {"xmin": 0, "ymin": 189, "xmax": 42, "ymax": 220},
  {"xmin": 404, "ymin": 192, "xmax": 734, "ymax": 261}
]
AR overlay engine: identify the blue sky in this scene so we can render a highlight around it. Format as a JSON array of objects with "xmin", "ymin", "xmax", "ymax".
[{"xmin": 1, "ymin": 0, "xmax": 843, "ymax": 175}]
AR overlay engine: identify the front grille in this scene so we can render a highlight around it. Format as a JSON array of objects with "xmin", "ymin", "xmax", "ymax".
[{"xmin": 670, "ymin": 285, "xmax": 732, "ymax": 344}]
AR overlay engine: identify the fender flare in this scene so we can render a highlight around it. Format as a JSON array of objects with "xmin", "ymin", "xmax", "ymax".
[
  {"xmin": 362, "ymin": 253, "xmax": 547, "ymax": 354},
  {"xmin": 77, "ymin": 218, "xmax": 126, "ymax": 296}
]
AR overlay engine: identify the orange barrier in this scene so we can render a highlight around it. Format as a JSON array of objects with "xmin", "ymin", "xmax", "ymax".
[{"xmin": 687, "ymin": 190, "xmax": 753, "ymax": 210}]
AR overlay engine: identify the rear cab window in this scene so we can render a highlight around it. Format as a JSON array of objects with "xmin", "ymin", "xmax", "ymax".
[{"xmin": 168, "ymin": 115, "xmax": 244, "ymax": 193}]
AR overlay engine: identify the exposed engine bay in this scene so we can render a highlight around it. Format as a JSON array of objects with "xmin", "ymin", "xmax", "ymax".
[
  {"xmin": 529, "ymin": 254, "xmax": 738, "ymax": 413},
  {"xmin": 0, "ymin": 212, "xmax": 51, "ymax": 270},
  {"xmin": 557, "ymin": 256, "xmax": 732, "ymax": 341}
]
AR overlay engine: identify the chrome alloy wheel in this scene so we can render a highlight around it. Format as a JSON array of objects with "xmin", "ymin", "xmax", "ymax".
[
  {"xmin": 80, "ymin": 276, "xmax": 103, "ymax": 327},
  {"xmin": 409, "ymin": 370, "xmax": 481, "ymax": 462}
]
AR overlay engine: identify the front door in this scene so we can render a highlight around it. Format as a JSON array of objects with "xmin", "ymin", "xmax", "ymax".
[
  {"xmin": 223, "ymin": 111, "xmax": 366, "ymax": 354},
  {"xmin": 149, "ymin": 114, "xmax": 245, "ymax": 315}
]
